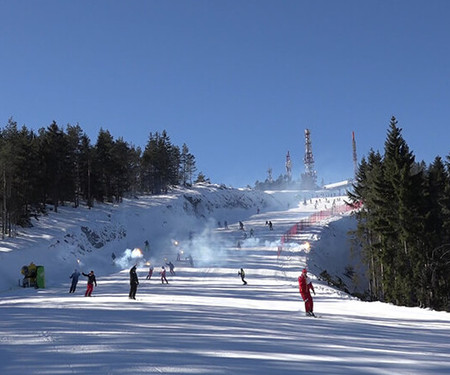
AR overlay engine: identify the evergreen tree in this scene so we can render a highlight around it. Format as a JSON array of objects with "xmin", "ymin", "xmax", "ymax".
[
  {"xmin": 180, "ymin": 143, "xmax": 196, "ymax": 186},
  {"xmin": 0, "ymin": 119, "xmax": 40, "ymax": 235},
  {"xmin": 92, "ymin": 128, "xmax": 115, "ymax": 202},
  {"xmin": 78, "ymin": 134, "xmax": 94, "ymax": 207},
  {"xmin": 421, "ymin": 157, "xmax": 450, "ymax": 309},
  {"xmin": 195, "ymin": 172, "xmax": 209, "ymax": 183},
  {"xmin": 38, "ymin": 121, "xmax": 72, "ymax": 213},
  {"xmin": 142, "ymin": 130, "xmax": 180, "ymax": 194},
  {"xmin": 349, "ymin": 116, "xmax": 449, "ymax": 310},
  {"xmin": 65, "ymin": 124, "xmax": 84, "ymax": 207},
  {"xmin": 110, "ymin": 137, "xmax": 133, "ymax": 201},
  {"xmin": 0, "ymin": 118, "xmax": 197, "ymax": 225}
]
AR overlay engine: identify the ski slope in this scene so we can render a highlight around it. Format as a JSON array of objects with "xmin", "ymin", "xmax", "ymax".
[{"xmin": 0, "ymin": 186, "xmax": 449, "ymax": 375}]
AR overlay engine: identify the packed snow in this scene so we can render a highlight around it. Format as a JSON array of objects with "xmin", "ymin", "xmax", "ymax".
[{"xmin": 0, "ymin": 184, "xmax": 449, "ymax": 375}]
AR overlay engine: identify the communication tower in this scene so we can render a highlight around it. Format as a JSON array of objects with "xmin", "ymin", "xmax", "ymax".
[
  {"xmin": 285, "ymin": 151, "xmax": 292, "ymax": 181},
  {"xmin": 301, "ymin": 129, "xmax": 317, "ymax": 189}
]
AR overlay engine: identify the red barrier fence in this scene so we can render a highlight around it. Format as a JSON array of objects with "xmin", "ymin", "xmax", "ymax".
[{"xmin": 280, "ymin": 201, "xmax": 361, "ymax": 247}]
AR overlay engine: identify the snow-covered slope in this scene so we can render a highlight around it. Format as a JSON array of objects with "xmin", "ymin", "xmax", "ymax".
[
  {"xmin": 0, "ymin": 184, "xmax": 449, "ymax": 375},
  {"xmin": 0, "ymin": 184, "xmax": 281, "ymax": 292}
]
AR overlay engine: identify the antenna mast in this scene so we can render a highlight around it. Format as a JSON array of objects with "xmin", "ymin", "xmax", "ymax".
[
  {"xmin": 302, "ymin": 129, "xmax": 317, "ymax": 189},
  {"xmin": 285, "ymin": 151, "xmax": 292, "ymax": 181}
]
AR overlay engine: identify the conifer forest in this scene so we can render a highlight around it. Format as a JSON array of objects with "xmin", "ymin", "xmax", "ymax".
[
  {"xmin": 0, "ymin": 118, "xmax": 198, "ymax": 234},
  {"xmin": 348, "ymin": 116, "xmax": 450, "ymax": 311}
]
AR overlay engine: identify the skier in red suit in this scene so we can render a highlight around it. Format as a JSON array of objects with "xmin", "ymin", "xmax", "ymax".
[{"xmin": 298, "ymin": 268, "xmax": 316, "ymax": 317}]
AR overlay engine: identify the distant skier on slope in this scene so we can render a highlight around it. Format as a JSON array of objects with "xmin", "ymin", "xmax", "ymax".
[
  {"xmin": 160, "ymin": 266, "xmax": 169, "ymax": 284},
  {"xmin": 298, "ymin": 268, "xmax": 315, "ymax": 317},
  {"xmin": 69, "ymin": 269, "xmax": 80, "ymax": 293},
  {"xmin": 129, "ymin": 265, "xmax": 139, "ymax": 300},
  {"xmin": 146, "ymin": 266, "xmax": 153, "ymax": 280},
  {"xmin": 238, "ymin": 268, "xmax": 247, "ymax": 285},
  {"xmin": 166, "ymin": 261, "xmax": 175, "ymax": 275}
]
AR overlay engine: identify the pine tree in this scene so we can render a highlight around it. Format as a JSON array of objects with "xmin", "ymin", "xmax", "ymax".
[
  {"xmin": 378, "ymin": 117, "xmax": 424, "ymax": 306},
  {"xmin": 92, "ymin": 128, "xmax": 115, "ymax": 202},
  {"xmin": 142, "ymin": 130, "xmax": 180, "ymax": 194},
  {"xmin": 38, "ymin": 121, "xmax": 73, "ymax": 213},
  {"xmin": 421, "ymin": 157, "xmax": 450, "ymax": 309},
  {"xmin": 180, "ymin": 143, "xmax": 196, "ymax": 186},
  {"xmin": 348, "ymin": 150, "xmax": 385, "ymax": 300}
]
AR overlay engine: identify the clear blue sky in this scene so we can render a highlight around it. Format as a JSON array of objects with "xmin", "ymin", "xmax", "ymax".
[{"xmin": 1, "ymin": 0, "xmax": 449, "ymax": 187}]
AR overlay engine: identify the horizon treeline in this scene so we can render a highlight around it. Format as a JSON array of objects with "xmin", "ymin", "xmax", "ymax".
[
  {"xmin": 0, "ymin": 118, "xmax": 201, "ymax": 236},
  {"xmin": 348, "ymin": 116, "xmax": 450, "ymax": 311}
]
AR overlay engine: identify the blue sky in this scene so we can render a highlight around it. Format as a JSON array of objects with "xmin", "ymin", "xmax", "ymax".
[{"xmin": 1, "ymin": 0, "xmax": 449, "ymax": 187}]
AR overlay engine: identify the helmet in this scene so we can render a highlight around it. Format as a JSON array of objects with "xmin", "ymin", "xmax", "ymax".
[{"xmin": 302, "ymin": 268, "xmax": 307, "ymax": 274}]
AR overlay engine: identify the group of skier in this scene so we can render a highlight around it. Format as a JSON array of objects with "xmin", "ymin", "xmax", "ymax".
[
  {"xmin": 129, "ymin": 263, "xmax": 173, "ymax": 299},
  {"xmin": 69, "ymin": 227, "xmax": 316, "ymax": 315},
  {"xmin": 69, "ymin": 269, "xmax": 97, "ymax": 297},
  {"xmin": 69, "ymin": 264, "xmax": 316, "ymax": 316},
  {"xmin": 69, "ymin": 263, "xmax": 173, "ymax": 299}
]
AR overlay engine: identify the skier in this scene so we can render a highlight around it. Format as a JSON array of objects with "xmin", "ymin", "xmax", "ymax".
[
  {"xmin": 160, "ymin": 266, "xmax": 169, "ymax": 284},
  {"xmin": 298, "ymin": 268, "xmax": 316, "ymax": 317},
  {"xmin": 82, "ymin": 270, "xmax": 97, "ymax": 297},
  {"xmin": 146, "ymin": 266, "xmax": 153, "ymax": 280},
  {"xmin": 129, "ymin": 265, "xmax": 139, "ymax": 300},
  {"xmin": 238, "ymin": 268, "xmax": 247, "ymax": 285},
  {"xmin": 69, "ymin": 269, "xmax": 80, "ymax": 293},
  {"xmin": 166, "ymin": 261, "xmax": 175, "ymax": 275}
]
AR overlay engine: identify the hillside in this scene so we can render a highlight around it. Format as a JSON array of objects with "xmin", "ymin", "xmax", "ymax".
[{"xmin": 0, "ymin": 184, "xmax": 449, "ymax": 375}]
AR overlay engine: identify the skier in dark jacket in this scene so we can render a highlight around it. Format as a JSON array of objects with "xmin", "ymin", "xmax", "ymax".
[
  {"xmin": 238, "ymin": 268, "xmax": 247, "ymax": 285},
  {"xmin": 69, "ymin": 269, "xmax": 80, "ymax": 293},
  {"xmin": 166, "ymin": 261, "xmax": 175, "ymax": 275},
  {"xmin": 129, "ymin": 265, "xmax": 139, "ymax": 300},
  {"xmin": 82, "ymin": 270, "xmax": 97, "ymax": 297}
]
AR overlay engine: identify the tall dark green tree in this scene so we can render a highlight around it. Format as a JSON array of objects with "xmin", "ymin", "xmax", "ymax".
[
  {"xmin": 110, "ymin": 137, "xmax": 133, "ymax": 201},
  {"xmin": 92, "ymin": 128, "xmax": 115, "ymax": 202},
  {"xmin": 66, "ymin": 124, "xmax": 87, "ymax": 208},
  {"xmin": 421, "ymin": 156, "xmax": 450, "ymax": 309},
  {"xmin": 0, "ymin": 119, "xmax": 40, "ymax": 235},
  {"xmin": 142, "ymin": 130, "xmax": 180, "ymax": 194},
  {"xmin": 38, "ymin": 121, "xmax": 73, "ymax": 212}
]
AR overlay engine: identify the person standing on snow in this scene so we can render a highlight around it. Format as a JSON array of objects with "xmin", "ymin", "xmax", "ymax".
[
  {"xmin": 69, "ymin": 269, "xmax": 80, "ymax": 293},
  {"xmin": 82, "ymin": 270, "xmax": 97, "ymax": 297},
  {"xmin": 129, "ymin": 265, "xmax": 139, "ymax": 300},
  {"xmin": 166, "ymin": 261, "xmax": 175, "ymax": 275},
  {"xmin": 160, "ymin": 266, "xmax": 169, "ymax": 284},
  {"xmin": 146, "ymin": 266, "xmax": 153, "ymax": 280},
  {"xmin": 238, "ymin": 268, "xmax": 247, "ymax": 285},
  {"xmin": 298, "ymin": 268, "xmax": 316, "ymax": 316}
]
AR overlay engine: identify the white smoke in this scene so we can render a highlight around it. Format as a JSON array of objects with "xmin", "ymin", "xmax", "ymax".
[
  {"xmin": 115, "ymin": 248, "xmax": 144, "ymax": 269},
  {"xmin": 181, "ymin": 220, "xmax": 233, "ymax": 267}
]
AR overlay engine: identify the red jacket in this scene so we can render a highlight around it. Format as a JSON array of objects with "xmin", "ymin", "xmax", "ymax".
[{"xmin": 298, "ymin": 274, "xmax": 314, "ymax": 295}]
